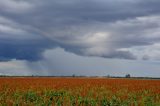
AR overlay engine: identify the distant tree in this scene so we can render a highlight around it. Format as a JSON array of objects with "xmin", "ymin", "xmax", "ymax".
[
  {"xmin": 107, "ymin": 74, "xmax": 110, "ymax": 78},
  {"xmin": 125, "ymin": 74, "xmax": 131, "ymax": 78},
  {"xmin": 72, "ymin": 74, "xmax": 76, "ymax": 77}
]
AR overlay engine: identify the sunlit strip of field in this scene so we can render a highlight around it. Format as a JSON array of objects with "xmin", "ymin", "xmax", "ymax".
[{"xmin": 0, "ymin": 77, "xmax": 160, "ymax": 106}]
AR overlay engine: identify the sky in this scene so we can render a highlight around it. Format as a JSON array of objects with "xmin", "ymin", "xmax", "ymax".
[{"xmin": 0, "ymin": 0, "xmax": 160, "ymax": 77}]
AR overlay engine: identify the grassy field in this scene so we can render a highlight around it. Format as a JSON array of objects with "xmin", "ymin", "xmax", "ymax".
[{"xmin": 0, "ymin": 77, "xmax": 160, "ymax": 106}]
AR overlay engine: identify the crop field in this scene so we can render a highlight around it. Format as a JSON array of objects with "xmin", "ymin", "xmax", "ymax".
[{"xmin": 0, "ymin": 77, "xmax": 160, "ymax": 106}]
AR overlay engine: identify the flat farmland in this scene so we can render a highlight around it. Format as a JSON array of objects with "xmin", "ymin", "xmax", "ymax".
[{"xmin": 0, "ymin": 77, "xmax": 160, "ymax": 106}]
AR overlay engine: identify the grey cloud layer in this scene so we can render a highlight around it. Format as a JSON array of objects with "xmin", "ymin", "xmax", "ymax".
[{"xmin": 1, "ymin": 0, "xmax": 160, "ymax": 61}]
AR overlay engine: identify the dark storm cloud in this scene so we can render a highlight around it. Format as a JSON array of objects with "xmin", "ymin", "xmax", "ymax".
[
  {"xmin": 0, "ymin": 38, "xmax": 55, "ymax": 61},
  {"xmin": 2, "ymin": 0, "xmax": 160, "ymax": 28},
  {"xmin": 1, "ymin": 0, "xmax": 160, "ymax": 61}
]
